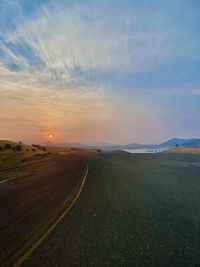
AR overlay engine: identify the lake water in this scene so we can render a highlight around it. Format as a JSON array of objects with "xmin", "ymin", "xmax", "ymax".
[{"xmin": 123, "ymin": 148, "xmax": 167, "ymax": 154}]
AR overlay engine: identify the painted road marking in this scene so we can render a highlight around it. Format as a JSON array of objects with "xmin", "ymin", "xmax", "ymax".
[
  {"xmin": 0, "ymin": 179, "xmax": 8, "ymax": 184},
  {"xmin": 13, "ymin": 164, "xmax": 88, "ymax": 267}
]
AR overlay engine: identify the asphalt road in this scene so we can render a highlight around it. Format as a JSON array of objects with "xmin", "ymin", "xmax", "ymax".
[
  {"xmin": 22, "ymin": 152, "xmax": 200, "ymax": 267},
  {"xmin": 0, "ymin": 154, "xmax": 86, "ymax": 266}
]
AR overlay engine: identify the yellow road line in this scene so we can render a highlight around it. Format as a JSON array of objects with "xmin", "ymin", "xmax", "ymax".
[
  {"xmin": 13, "ymin": 164, "xmax": 88, "ymax": 267},
  {"xmin": 0, "ymin": 179, "xmax": 8, "ymax": 184}
]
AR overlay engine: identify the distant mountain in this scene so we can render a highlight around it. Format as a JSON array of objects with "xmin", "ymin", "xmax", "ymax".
[
  {"xmin": 119, "ymin": 138, "xmax": 200, "ymax": 149},
  {"xmin": 42, "ymin": 142, "xmax": 118, "ymax": 148},
  {"xmin": 42, "ymin": 138, "xmax": 200, "ymax": 150},
  {"xmin": 104, "ymin": 143, "xmax": 156, "ymax": 150},
  {"xmin": 157, "ymin": 138, "xmax": 200, "ymax": 148}
]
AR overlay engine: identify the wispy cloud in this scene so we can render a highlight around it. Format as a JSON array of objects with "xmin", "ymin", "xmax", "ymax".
[
  {"xmin": 154, "ymin": 88, "xmax": 200, "ymax": 96},
  {"xmin": 0, "ymin": 1, "xmax": 118, "ymax": 141},
  {"xmin": 0, "ymin": 0, "xmax": 199, "ymax": 142},
  {"xmin": 1, "ymin": 0, "xmax": 188, "ymax": 78}
]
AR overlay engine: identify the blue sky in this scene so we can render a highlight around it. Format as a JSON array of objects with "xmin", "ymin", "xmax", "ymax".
[{"xmin": 0, "ymin": 0, "xmax": 200, "ymax": 143}]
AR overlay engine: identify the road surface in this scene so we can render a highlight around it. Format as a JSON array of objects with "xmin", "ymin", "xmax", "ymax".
[
  {"xmin": 0, "ymin": 154, "xmax": 86, "ymax": 266},
  {"xmin": 21, "ymin": 152, "xmax": 200, "ymax": 267},
  {"xmin": 0, "ymin": 152, "xmax": 200, "ymax": 266}
]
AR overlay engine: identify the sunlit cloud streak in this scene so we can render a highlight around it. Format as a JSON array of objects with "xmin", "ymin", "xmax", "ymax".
[{"xmin": 0, "ymin": 0, "xmax": 200, "ymax": 143}]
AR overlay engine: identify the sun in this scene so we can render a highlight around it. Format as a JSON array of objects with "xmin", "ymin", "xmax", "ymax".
[{"xmin": 48, "ymin": 133, "xmax": 54, "ymax": 139}]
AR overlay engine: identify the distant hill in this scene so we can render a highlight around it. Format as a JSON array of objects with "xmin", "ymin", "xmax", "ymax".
[
  {"xmin": 0, "ymin": 140, "xmax": 48, "ymax": 170},
  {"xmin": 0, "ymin": 140, "xmax": 35, "ymax": 152},
  {"xmin": 111, "ymin": 138, "xmax": 200, "ymax": 149},
  {"xmin": 44, "ymin": 138, "xmax": 200, "ymax": 150},
  {"xmin": 158, "ymin": 138, "xmax": 200, "ymax": 148},
  {"xmin": 42, "ymin": 142, "xmax": 156, "ymax": 150}
]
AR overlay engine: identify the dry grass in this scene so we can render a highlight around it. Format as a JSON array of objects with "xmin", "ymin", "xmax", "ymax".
[
  {"xmin": 0, "ymin": 140, "xmax": 99, "ymax": 169},
  {"xmin": 165, "ymin": 146, "xmax": 200, "ymax": 153},
  {"xmin": 45, "ymin": 146, "xmax": 99, "ymax": 155},
  {"xmin": 0, "ymin": 140, "xmax": 40, "ymax": 152},
  {"xmin": 0, "ymin": 140, "xmax": 47, "ymax": 169}
]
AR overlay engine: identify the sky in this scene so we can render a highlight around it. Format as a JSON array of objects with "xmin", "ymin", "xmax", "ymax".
[{"xmin": 0, "ymin": 0, "xmax": 200, "ymax": 144}]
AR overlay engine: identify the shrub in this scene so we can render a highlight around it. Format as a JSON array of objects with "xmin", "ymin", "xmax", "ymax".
[
  {"xmin": 4, "ymin": 143, "xmax": 12, "ymax": 150},
  {"xmin": 32, "ymin": 144, "xmax": 42, "ymax": 150},
  {"xmin": 0, "ymin": 146, "xmax": 3, "ymax": 152},
  {"xmin": 16, "ymin": 145, "xmax": 22, "ymax": 151},
  {"xmin": 12, "ymin": 145, "xmax": 22, "ymax": 152}
]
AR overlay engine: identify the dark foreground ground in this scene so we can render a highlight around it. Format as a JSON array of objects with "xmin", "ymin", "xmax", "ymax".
[
  {"xmin": 22, "ymin": 152, "xmax": 200, "ymax": 267},
  {"xmin": 0, "ymin": 154, "xmax": 86, "ymax": 266}
]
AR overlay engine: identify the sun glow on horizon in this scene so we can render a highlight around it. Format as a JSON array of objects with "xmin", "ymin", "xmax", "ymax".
[
  {"xmin": 48, "ymin": 133, "xmax": 54, "ymax": 139},
  {"xmin": 0, "ymin": 1, "xmax": 199, "ymax": 143}
]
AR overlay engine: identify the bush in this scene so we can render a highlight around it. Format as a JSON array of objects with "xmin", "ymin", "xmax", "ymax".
[
  {"xmin": 32, "ymin": 148, "xmax": 36, "ymax": 152},
  {"xmin": 32, "ymin": 144, "xmax": 42, "ymax": 150},
  {"xmin": 13, "ymin": 145, "xmax": 22, "ymax": 152},
  {"xmin": 0, "ymin": 146, "xmax": 3, "ymax": 152},
  {"xmin": 4, "ymin": 143, "xmax": 12, "ymax": 150}
]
